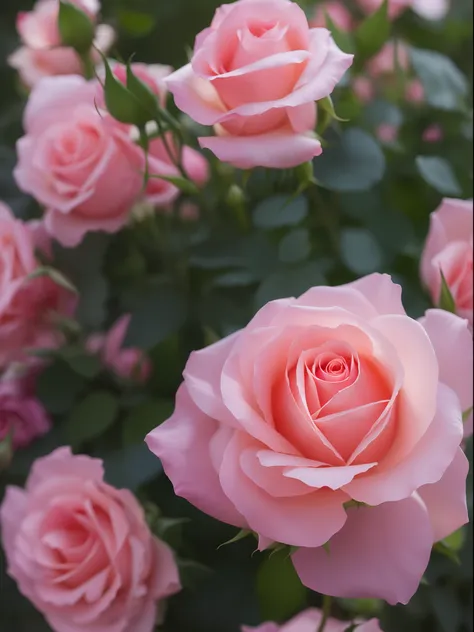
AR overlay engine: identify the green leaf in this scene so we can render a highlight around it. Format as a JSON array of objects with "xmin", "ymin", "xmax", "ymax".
[
  {"xmin": 278, "ymin": 228, "xmax": 311, "ymax": 263},
  {"xmin": 64, "ymin": 391, "xmax": 119, "ymax": 447},
  {"xmin": 256, "ymin": 549, "xmax": 307, "ymax": 622},
  {"xmin": 122, "ymin": 399, "xmax": 173, "ymax": 445},
  {"xmin": 148, "ymin": 173, "xmax": 199, "ymax": 195},
  {"xmin": 103, "ymin": 442, "xmax": 163, "ymax": 490},
  {"xmin": 410, "ymin": 47, "xmax": 469, "ymax": 112},
  {"xmin": 102, "ymin": 55, "xmax": 150, "ymax": 126},
  {"xmin": 318, "ymin": 96, "xmax": 348, "ymax": 122},
  {"xmin": 253, "ymin": 195, "xmax": 308, "ymax": 229},
  {"xmin": 126, "ymin": 62, "xmax": 159, "ymax": 119},
  {"xmin": 314, "ymin": 128, "xmax": 386, "ymax": 192},
  {"xmin": 117, "ymin": 10, "xmax": 156, "ymax": 36},
  {"xmin": 433, "ymin": 540, "xmax": 461, "ymax": 565},
  {"xmin": 340, "ymin": 228, "xmax": 384, "ymax": 275},
  {"xmin": 217, "ymin": 529, "xmax": 253, "ymax": 550},
  {"xmin": 58, "ymin": 1, "xmax": 94, "ymax": 54},
  {"xmin": 255, "ymin": 261, "xmax": 326, "ymax": 309},
  {"xmin": 27, "ymin": 266, "xmax": 77, "ymax": 294},
  {"xmin": 442, "ymin": 527, "xmax": 465, "ymax": 553},
  {"xmin": 123, "ymin": 282, "xmax": 186, "ymax": 349},
  {"xmin": 325, "ymin": 14, "xmax": 354, "ymax": 54},
  {"xmin": 416, "ymin": 156, "xmax": 462, "ymax": 196},
  {"xmin": 37, "ymin": 360, "xmax": 86, "ymax": 415},
  {"xmin": 212, "ymin": 270, "xmax": 260, "ymax": 288},
  {"xmin": 438, "ymin": 270, "xmax": 457, "ymax": 313},
  {"xmin": 354, "ymin": 0, "xmax": 390, "ymax": 65},
  {"xmin": 60, "ymin": 346, "xmax": 102, "ymax": 379}
]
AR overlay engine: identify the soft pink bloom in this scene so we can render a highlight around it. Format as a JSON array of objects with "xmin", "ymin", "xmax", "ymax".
[
  {"xmin": 147, "ymin": 273, "xmax": 468, "ymax": 605},
  {"xmin": 422, "ymin": 124, "xmax": 443, "ymax": 143},
  {"xmin": 420, "ymin": 198, "xmax": 473, "ymax": 329},
  {"xmin": 164, "ymin": 0, "xmax": 353, "ymax": 169},
  {"xmin": 0, "ymin": 203, "xmax": 75, "ymax": 369},
  {"xmin": 367, "ymin": 41, "xmax": 410, "ymax": 77},
  {"xmin": 352, "ymin": 76, "xmax": 375, "ymax": 103},
  {"xmin": 242, "ymin": 610, "xmax": 381, "ymax": 632},
  {"xmin": 376, "ymin": 123, "xmax": 398, "ymax": 143},
  {"xmin": 8, "ymin": 0, "xmax": 115, "ymax": 89},
  {"xmin": 14, "ymin": 75, "xmax": 144, "ymax": 247},
  {"xmin": 357, "ymin": 0, "xmax": 448, "ymax": 19},
  {"xmin": 310, "ymin": 2, "xmax": 353, "ymax": 31},
  {"xmin": 405, "ymin": 78, "xmax": 424, "ymax": 103},
  {"xmin": 0, "ymin": 374, "xmax": 51, "ymax": 450},
  {"xmin": 86, "ymin": 314, "xmax": 151, "ymax": 382},
  {"xmin": 0, "ymin": 447, "xmax": 181, "ymax": 632}
]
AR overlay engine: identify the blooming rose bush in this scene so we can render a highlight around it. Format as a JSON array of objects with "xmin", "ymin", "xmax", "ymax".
[
  {"xmin": 421, "ymin": 198, "xmax": 473, "ymax": 329},
  {"xmin": 0, "ymin": 0, "xmax": 472, "ymax": 630},
  {"xmin": 147, "ymin": 274, "xmax": 471, "ymax": 604},
  {"xmin": 0, "ymin": 447, "xmax": 181, "ymax": 632},
  {"xmin": 8, "ymin": 0, "xmax": 115, "ymax": 88},
  {"xmin": 165, "ymin": 0, "xmax": 353, "ymax": 168}
]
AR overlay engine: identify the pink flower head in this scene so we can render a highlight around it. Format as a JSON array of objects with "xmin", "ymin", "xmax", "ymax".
[
  {"xmin": 14, "ymin": 75, "xmax": 145, "ymax": 247},
  {"xmin": 242, "ymin": 609, "xmax": 382, "ymax": 631},
  {"xmin": 420, "ymin": 198, "xmax": 473, "ymax": 330},
  {"xmin": 0, "ymin": 203, "xmax": 75, "ymax": 369},
  {"xmin": 357, "ymin": 0, "xmax": 449, "ymax": 20},
  {"xmin": 376, "ymin": 123, "xmax": 399, "ymax": 143},
  {"xmin": 367, "ymin": 41, "xmax": 410, "ymax": 78},
  {"xmin": 405, "ymin": 78, "xmax": 424, "ymax": 104},
  {"xmin": 0, "ymin": 447, "xmax": 181, "ymax": 632},
  {"xmin": 352, "ymin": 76, "xmax": 375, "ymax": 103},
  {"xmin": 86, "ymin": 314, "xmax": 151, "ymax": 382},
  {"xmin": 147, "ymin": 273, "xmax": 469, "ymax": 605},
  {"xmin": 310, "ymin": 2, "xmax": 354, "ymax": 31},
  {"xmin": 422, "ymin": 124, "xmax": 443, "ymax": 143},
  {"xmin": 9, "ymin": 0, "xmax": 115, "ymax": 89},
  {"xmin": 164, "ymin": 0, "xmax": 353, "ymax": 169},
  {"xmin": 0, "ymin": 374, "xmax": 51, "ymax": 450}
]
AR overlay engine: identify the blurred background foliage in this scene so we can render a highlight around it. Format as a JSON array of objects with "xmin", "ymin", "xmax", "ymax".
[{"xmin": 0, "ymin": 1, "xmax": 472, "ymax": 631}]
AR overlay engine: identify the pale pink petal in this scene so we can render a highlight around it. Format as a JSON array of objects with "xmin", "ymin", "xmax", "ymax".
[
  {"xmin": 199, "ymin": 132, "xmax": 321, "ymax": 169},
  {"xmin": 292, "ymin": 495, "xmax": 433, "ymax": 605},
  {"xmin": 44, "ymin": 207, "xmax": 129, "ymax": 248},
  {"xmin": 146, "ymin": 384, "xmax": 246, "ymax": 528},
  {"xmin": 418, "ymin": 448, "xmax": 469, "ymax": 542},
  {"xmin": 345, "ymin": 273, "xmax": 406, "ymax": 316}
]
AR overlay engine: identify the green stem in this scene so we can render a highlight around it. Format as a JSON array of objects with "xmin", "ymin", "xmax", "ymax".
[{"xmin": 317, "ymin": 595, "xmax": 333, "ymax": 632}]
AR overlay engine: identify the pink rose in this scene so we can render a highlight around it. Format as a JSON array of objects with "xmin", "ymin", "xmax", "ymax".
[
  {"xmin": 165, "ymin": 0, "xmax": 353, "ymax": 169},
  {"xmin": 8, "ymin": 0, "xmax": 115, "ymax": 89},
  {"xmin": 357, "ymin": 0, "xmax": 448, "ymax": 19},
  {"xmin": 0, "ymin": 374, "xmax": 51, "ymax": 450},
  {"xmin": 0, "ymin": 203, "xmax": 75, "ymax": 369},
  {"xmin": 367, "ymin": 41, "xmax": 410, "ymax": 78},
  {"xmin": 376, "ymin": 123, "xmax": 399, "ymax": 143},
  {"xmin": 0, "ymin": 447, "xmax": 181, "ymax": 632},
  {"xmin": 420, "ymin": 198, "xmax": 473, "ymax": 329},
  {"xmin": 405, "ymin": 78, "xmax": 424, "ymax": 104},
  {"xmin": 310, "ymin": 2, "xmax": 354, "ymax": 31},
  {"xmin": 14, "ymin": 75, "xmax": 144, "ymax": 247},
  {"xmin": 352, "ymin": 76, "xmax": 375, "ymax": 103},
  {"xmin": 147, "ymin": 273, "xmax": 469, "ymax": 605},
  {"xmin": 242, "ymin": 609, "xmax": 381, "ymax": 632},
  {"xmin": 86, "ymin": 314, "xmax": 151, "ymax": 382}
]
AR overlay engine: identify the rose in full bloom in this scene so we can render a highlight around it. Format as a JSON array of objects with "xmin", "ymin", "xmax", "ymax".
[
  {"xmin": 8, "ymin": 0, "xmax": 115, "ymax": 89},
  {"xmin": 0, "ymin": 447, "xmax": 181, "ymax": 632},
  {"xmin": 164, "ymin": 0, "xmax": 353, "ymax": 169},
  {"xmin": 86, "ymin": 314, "xmax": 151, "ymax": 382},
  {"xmin": 310, "ymin": 1, "xmax": 354, "ymax": 31},
  {"xmin": 242, "ymin": 609, "xmax": 381, "ymax": 632},
  {"xmin": 147, "ymin": 274, "xmax": 470, "ymax": 604},
  {"xmin": 420, "ymin": 198, "xmax": 473, "ymax": 329},
  {"xmin": 14, "ymin": 75, "xmax": 144, "ymax": 247},
  {"xmin": 0, "ymin": 371, "xmax": 51, "ymax": 450},
  {"xmin": 357, "ymin": 0, "xmax": 448, "ymax": 20},
  {"xmin": 0, "ymin": 203, "xmax": 75, "ymax": 369}
]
